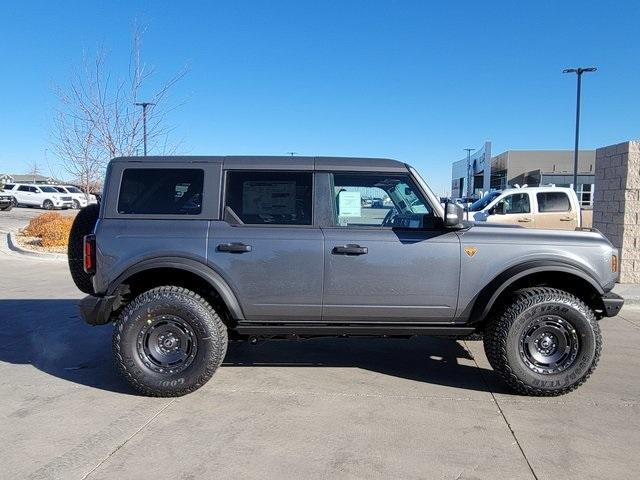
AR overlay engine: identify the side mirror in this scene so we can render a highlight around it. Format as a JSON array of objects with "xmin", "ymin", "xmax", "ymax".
[{"xmin": 444, "ymin": 201, "xmax": 464, "ymax": 228}]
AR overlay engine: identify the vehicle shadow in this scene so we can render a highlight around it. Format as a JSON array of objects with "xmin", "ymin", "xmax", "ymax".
[
  {"xmin": 0, "ymin": 299, "xmax": 510, "ymax": 395},
  {"xmin": 224, "ymin": 335, "xmax": 512, "ymax": 394}
]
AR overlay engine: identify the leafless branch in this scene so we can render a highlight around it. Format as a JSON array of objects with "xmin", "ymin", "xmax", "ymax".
[{"xmin": 50, "ymin": 23, "xmax": 188, "ymax": 193}]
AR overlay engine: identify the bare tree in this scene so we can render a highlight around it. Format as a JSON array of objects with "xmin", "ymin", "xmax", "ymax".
[
  {"xmin": 51, "ymin": 25, "xmax": 187, "ymax": 194},
  {"xmin": 25, "ymin": 160, "xmax": 42, "ymax": 183}
]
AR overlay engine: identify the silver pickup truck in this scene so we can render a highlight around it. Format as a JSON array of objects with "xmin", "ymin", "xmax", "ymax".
[{"xmin": 68, "ymin": 156, "xmax": 623, "ymax": 397}]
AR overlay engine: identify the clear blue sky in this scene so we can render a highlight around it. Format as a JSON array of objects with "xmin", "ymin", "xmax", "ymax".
[{"xmin": 1, "ymin": 0, "xmax": 639, "ymax": 193}]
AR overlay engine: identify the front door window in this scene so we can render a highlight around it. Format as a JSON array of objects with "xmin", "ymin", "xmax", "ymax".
[{"xmin": 331, "ymin": 173, "xmax": 436, "ymax": 229}]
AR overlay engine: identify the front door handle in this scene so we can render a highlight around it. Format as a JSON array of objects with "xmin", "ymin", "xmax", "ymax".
[
  {"xmin": 517, "ymin": 218, "xmax": 532, "ymax": 223},
  {"xmin": 332, "ymin": 244, "xmax": 368, "ymax": 255},
  {"xmin": 217, "ymin": 242, "xmax": 252, "ymax": 253},
  {"xmin": 560, "ymin": 217, "xmax": 573, "ymax": 222}
]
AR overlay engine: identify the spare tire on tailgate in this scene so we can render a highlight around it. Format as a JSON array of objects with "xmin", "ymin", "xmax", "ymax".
[{"xmin": 68, "ymin": 203, "xmax": 99, "ymax": 294}]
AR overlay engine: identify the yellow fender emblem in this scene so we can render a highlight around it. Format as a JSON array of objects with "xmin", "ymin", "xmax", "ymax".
[{"xmin": 464, "ymin": 246, "xmax": 478, "ymax": 257}]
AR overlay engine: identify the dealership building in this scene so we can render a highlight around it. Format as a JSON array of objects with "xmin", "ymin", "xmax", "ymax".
[{"xmin": 451, "ymin": 141, "xmax": 595, "ymax": 206}]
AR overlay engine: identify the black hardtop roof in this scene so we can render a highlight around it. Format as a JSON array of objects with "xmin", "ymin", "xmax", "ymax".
[{"xmin": 110, "ymin": 155, "xmax": 409, "ymax": 172}]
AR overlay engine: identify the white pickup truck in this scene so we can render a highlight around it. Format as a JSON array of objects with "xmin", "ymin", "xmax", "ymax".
[{"xmin": 466, "ymin": 187, "xmax": 591, "ymax": 230}]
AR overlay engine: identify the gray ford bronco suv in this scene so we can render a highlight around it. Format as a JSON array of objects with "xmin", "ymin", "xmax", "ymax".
[{"xmin": 68, "ymin": 156, "xmax": 623, "ymax": 397}]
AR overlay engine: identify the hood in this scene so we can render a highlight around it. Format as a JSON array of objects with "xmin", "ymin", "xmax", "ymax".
[{"xmin": 460, "ymin": 222, "xmax": 613, "ymax": 248}]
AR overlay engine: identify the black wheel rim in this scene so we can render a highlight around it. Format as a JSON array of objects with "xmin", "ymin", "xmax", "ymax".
[
  {"xmin": 519, "ymin": 315, "xmax": 579, "ymax": 374},
  {"xmin": 136, "ymin": 315, "xmax": 198, "ymax": 374}
]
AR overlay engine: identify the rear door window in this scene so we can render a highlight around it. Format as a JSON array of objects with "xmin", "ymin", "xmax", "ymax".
[
  {"xmin": 118, "ymin": 168, "xmax": 204, "ymax": 215},
  {"xmin": 224, "ymin": 171, "xmax": 313, "ymax": 225},
  {"xmin": 537, "ymin": 192, "xmax": 571, "ymax": 212}
]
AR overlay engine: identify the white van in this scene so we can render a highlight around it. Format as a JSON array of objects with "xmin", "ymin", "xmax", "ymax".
[{"xmin": 467, "ymin": 187, "xmax": 584, "ymax": 230}]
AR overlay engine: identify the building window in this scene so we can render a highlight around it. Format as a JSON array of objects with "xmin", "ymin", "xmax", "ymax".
[{"xmin": 577, "ymin": 183, "xmax": 593, "ymax": 207}]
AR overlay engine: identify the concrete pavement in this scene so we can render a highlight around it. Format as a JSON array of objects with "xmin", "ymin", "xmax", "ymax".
[{"xmin": 1, "ymin": 246, "xmax": 640, "ymax": 479}]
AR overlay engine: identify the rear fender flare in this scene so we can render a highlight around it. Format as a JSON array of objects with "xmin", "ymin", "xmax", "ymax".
[{"xmin": 107, "ymin": 257, "xmax": 245, "ymax": 320}]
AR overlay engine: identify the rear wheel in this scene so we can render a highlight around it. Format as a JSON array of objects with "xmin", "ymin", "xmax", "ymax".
[
  {"xmin": 113, "ymin": 286, "xmax": 228, "ymax": 397},
  {"xmin": 11, "ymin": 197, "xmax": 17, "ymax": 207},
  {"xmin": 483, "ymin": 287, "xmax": 601, "ymax": 396},
  {"xmin": 67, "ymin": 203, "xmax": 99, "ymax": 294}
]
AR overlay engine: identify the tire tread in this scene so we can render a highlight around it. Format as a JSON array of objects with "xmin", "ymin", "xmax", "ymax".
[{"xmin": 483, "ymin": 287, "xmax": 602, "ymax": 396}]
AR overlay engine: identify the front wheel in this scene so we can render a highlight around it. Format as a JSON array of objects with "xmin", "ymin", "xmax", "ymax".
[
  {"xmin": 1, "ymin": 204, "xmax": 12, "ymax": 211},
  {"xmin": 43, "ymin": 199, "xmax": 54, "ymax": 210},
  {"xmin": 483, "ymin": 287, "xmax": 601, "ymax": 396},
  {"xmin": 73, "ymin": 199, "xmax": 80, "ymax": 209},
  {"xmin": 113, "ymin": 286, "xmax": 228, "ymax": 397}
]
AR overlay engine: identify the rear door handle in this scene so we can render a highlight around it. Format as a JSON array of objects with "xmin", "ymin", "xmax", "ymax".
[
  {"xmin": 217, "ymin": 242, "xmax": 252, "ymax": 253},
  {"xmin": 332, "ymin": 244, "xmax": 368, "ymax": 255},
  {"xmin": 517, "ymin": 218, "xmax": 532, "ymax": 223},
  {"xmin": 560, "ymin": 217, "xmax": 573, "ymax": 221}
]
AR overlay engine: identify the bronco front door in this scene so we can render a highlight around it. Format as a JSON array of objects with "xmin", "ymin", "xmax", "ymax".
[{"xmin": 320, "ymin": 171, "xmax": 460, "ymax": 322}]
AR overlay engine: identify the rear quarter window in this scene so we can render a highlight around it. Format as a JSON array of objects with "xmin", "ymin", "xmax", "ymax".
[
  {"xmin": 537, "ymin": 192, "xmax": 571, "ymax": 212},
  {"xmin": 118, "ymin": 168, "xmax": 204, "ymax": 215}
]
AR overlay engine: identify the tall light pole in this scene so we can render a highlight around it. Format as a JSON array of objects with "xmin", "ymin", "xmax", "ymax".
[
  {"xmin": 563, "ymin": 67, "xmax": 597, "ymax": 192},
  {"xmin": 135, "ymin": 101, "xmax": 156, "ymax": 156},
  {"xmin": 464, "ymin": 148, "xmax": 475, "ymax": 199}
]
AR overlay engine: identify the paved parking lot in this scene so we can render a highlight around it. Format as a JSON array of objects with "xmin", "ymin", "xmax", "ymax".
[
  {"xmin": 0, "ymin": 206, "xmax": 77, "ymax": 234},
  {"xmin": 1, "ymin": 217, "xmax": 640, "ymax": 479}
]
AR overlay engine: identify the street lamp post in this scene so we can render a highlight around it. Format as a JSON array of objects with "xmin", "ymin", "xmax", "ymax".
[
  {"xmin": 464, "ymin": 148, "xmax": 475, "ymax": 199},
  {"xmin": 134, "ymin": 101, "xmax": 156, "ymax": 156},
  {"xmin": 563, "ymin": 67, "xmax": 597, "ymax": 192}
]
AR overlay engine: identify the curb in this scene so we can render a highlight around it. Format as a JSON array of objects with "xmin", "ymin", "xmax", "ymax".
[
  {"xmin": 613, "ymin": 283, "xmax": 640, "ymax": 306},
  {"xmin": 6, "ymin": 233, "xmax": 67, "ymax": 260}
]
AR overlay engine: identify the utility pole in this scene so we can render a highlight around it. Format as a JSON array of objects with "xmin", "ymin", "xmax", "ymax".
[
  {"xmin": 563, "ymin": 67, "xmax": 597, "ymax": 192},
  {"xmin": 135, "ymin": 102, "xmax": 156, "ymax": 156},
  {"xmin": 464, "ymin": 148, "xmax": 475, "ymax": 199}
]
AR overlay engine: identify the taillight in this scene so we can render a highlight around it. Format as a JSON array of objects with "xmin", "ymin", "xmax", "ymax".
[
  {"xmin": 611, "ymin": 254, "xmax": 618, "ymax": 274},
  {"xmin": 83, "ymin": 234, "xmax": 96, "ymax": 274}
]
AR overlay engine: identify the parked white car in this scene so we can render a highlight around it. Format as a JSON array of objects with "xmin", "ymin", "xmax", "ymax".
[
  {"xmin": 8, "ymin": 183, "xmax": 74, "ymax": 210},
  {"xmin": 466, "ymin": 186, "xmax": 584, "ymax": 230},
  {"xmin": 54, "ymin": 185, "xmax": 97, "ymax": 209}
]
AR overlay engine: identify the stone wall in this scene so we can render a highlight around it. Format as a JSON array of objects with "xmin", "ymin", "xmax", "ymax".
[{"xmin": 593, "ymin": 140, "xmax": 640, "ymax": 283}]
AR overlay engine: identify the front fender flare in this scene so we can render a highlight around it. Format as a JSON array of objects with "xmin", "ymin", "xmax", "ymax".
[
  {"xmin": 107, "ymin": 257, "xmax": 245, "ymax": 320},
  {"xmin": 466, "ymin": 260, "xmax": 604, "ymax": 324}
]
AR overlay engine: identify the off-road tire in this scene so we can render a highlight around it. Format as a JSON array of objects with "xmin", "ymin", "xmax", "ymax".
[
  {"xmin": 67, "ymin": 203, "xmax": 99, "ymax": 294},
  {"xmin": 484, "ymin": 287, "xmax": 601, "ymax": 396},
  {"xmin": 113, "ymin": 286, "xmax": 228, "ymax": 397}
]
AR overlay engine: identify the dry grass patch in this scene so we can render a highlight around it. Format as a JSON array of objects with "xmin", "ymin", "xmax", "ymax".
[{"xmin": 22, "ymin": 213, "xmax": 74, "ymax": 248}]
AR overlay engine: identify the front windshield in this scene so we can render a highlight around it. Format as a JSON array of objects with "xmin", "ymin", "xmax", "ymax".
[
  {"xmin": 40, "ymin": 186, "xmax": 58, "ymax": 193},
  {"xmin": 469, "ymin": 191, "xmax": 501, "ymax": 211}
]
